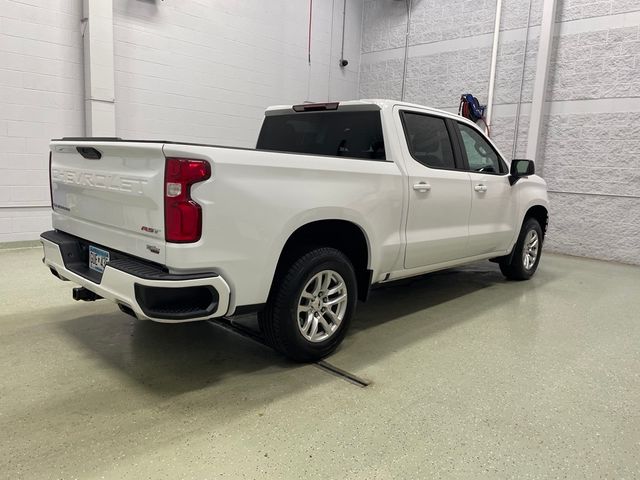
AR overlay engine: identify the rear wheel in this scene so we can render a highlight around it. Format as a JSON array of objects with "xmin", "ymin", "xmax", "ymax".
[
  {"xmin": 500, "ymin": 217, "xmax": 543, "ymax": 280},
  {"xmin": 259, "ymin": 247, "xmax": 357, "ymax": 362}
]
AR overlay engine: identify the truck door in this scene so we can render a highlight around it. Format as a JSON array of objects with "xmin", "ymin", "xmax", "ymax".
[
  {"xmin": 454, "ymin": 122, "xmax": 517, "ymax": 256},
  {"xmin": 396, "ymin": 108, "xmax": 472, "ymax": 269}
]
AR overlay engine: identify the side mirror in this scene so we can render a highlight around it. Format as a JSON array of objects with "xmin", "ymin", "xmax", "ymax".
[{"xmin": 509, "ymin": 159, "xmax": 535, "ymax": 185}]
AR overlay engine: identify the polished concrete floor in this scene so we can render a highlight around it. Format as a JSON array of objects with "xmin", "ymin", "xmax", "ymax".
[{"xmin": 1, "ymin": 247, "xmax": 639, "ymax": 479}]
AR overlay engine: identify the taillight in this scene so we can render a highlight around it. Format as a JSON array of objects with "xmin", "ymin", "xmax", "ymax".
[
  {"xmin": 164, "ymin": 157, "xmax": 211, "ymax": 243},
  {"xmin": 49, "ymin": 151, "xmax": 53, "ymax": 209}
]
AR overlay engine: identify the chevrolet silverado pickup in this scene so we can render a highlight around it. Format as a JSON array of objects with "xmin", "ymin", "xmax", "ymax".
[{"xmin": 41, "ymin": 99, "xmax": 549, "ymax": 361}]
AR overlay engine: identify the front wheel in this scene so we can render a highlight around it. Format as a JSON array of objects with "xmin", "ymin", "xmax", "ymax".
[
  {"xmin": 259, "ymin": 247, "xmax": 357, "ymax": 362},
  {"xmin": 500, "ymin": 217, "xmax": 543, "ymax": 280}
]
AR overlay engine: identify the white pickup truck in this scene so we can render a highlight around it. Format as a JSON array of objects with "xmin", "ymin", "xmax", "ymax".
[{"xmin": 41, "ymin": 99, "xmax": 548, "ymax": 361}]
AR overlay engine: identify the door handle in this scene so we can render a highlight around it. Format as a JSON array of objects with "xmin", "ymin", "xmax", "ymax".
[
  {"xmin": 413, "ymin": 182, "xmax": 431, "ymax": 192},
  {"xmin": 474, "ymin": 184, "xmax": 487, "ymax": 192}
]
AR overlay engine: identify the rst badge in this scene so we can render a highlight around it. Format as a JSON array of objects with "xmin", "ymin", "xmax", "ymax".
[{"xmin": 141, "ymin": 226, "xmax": 161, "ymax": 234}]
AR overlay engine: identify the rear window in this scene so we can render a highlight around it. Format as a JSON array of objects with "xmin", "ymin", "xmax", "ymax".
[{"xmin": 257, "ymin": 111, "xmax": 386, "ymax": 160}]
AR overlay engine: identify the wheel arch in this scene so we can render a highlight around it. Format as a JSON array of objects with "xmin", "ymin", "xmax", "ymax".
[
  {"xmin": 270, "ymin": 219, "xmax": 373, "ymax": 302},
  {"xmin": 524, "ymin": 204, "xmax": 548, "ymax": 239},
  {"xmin": 492, "ymin": 203, "xmax": 549, "ymax": 266}
]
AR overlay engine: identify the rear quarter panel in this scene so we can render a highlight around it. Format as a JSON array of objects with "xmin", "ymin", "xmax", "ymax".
[{"xmin": 162, "ymin": 144, "xmax": 405, "ymax": 310}]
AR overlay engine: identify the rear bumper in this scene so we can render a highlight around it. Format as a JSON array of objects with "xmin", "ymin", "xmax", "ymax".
[{"xmin": 41, "ymin": 230, "xmax": 230, "ymax": 322}]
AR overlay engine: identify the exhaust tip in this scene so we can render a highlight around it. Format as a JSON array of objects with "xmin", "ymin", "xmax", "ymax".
[{"xmin": 118, "ymin": 303, "xmax": 138, "ymax": 319}]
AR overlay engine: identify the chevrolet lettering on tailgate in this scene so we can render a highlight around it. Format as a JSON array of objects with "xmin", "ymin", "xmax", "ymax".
[{"xmin": 51, "ymin": 168, "xmax": 148, "ymax": 195}]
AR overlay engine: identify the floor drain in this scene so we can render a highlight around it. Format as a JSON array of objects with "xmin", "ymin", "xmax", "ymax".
[{"xmin": 314, "ymin": 360, "xmax": 371, "ymax": 388}]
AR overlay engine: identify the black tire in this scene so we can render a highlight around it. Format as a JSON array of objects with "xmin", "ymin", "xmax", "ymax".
[
  {"xmin": 259, "ymin": 247, "xmax": 357, "ymax": 362},
  {"xmin": 500, "ymin": 217, "xmax": 543, "ymax": 280}
]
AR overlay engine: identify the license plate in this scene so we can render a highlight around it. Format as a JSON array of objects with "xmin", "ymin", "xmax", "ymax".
[{"xmin": 89, "ymin": 245, "xmax": 110, "ymax": 273}]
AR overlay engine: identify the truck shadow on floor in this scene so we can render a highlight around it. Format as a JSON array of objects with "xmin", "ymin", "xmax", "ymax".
[{"xmin": 58, "ymin": 261, "xmax": 552, "ymax": 397}]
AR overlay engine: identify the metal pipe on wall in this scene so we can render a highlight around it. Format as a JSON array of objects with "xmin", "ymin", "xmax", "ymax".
[
  {"xmin": 306, "ymin": 0, "xmax": 313, "ymax": 101},
  {"xmin": 485, "ymin": 0, "xmax": 503, "ymax": 132},
  {"xmin": 340, "ymin": 0, "xmax": 347, "ymax": 65},
  {"xmin": 400, "ymin": 0, "xmax": 412, "ymax": 101},
  {"xmin": 511, "ymin": 0, "xmax": 533, "ymax": 159},
  {"xmin": 307, "ymin": 0, "xmax": 313, "ymax": 65}
]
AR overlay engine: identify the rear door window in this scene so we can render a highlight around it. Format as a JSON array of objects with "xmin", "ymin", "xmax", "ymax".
[
  {"xmin": 400, "ymin": 111, "xmax": 456, "ymax": 170},
  {"xmin": 257, "ymin": 111, "xmax": 385, "ymax": 160}
]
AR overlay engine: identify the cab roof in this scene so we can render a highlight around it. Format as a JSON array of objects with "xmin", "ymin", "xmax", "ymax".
[{"xmin": 264, "ymin": 99, "xmax": 470, "ymax": 125}]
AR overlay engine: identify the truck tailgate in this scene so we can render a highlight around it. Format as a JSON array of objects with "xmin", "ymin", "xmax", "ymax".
[{"xmin": 50, "ymin": 140, "xmax": 167, "ymax": 263}]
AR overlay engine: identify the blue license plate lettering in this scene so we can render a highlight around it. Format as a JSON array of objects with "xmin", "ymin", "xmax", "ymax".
[{"xmin": 89, "ymin": 246, "xmax": 110, "ymax": 273}]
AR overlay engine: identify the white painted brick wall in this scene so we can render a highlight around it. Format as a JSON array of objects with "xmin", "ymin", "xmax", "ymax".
[
  {"xmin": 549, "ymin": 25, "xmax": 640, "ymax": 101},
  {"xmin": 361, "ymin": 37, "xmax": 539, "ymax": 112},
  {"xmin": 548, "ymin": 193, "xmax": 640, "ymax": 264},
  {"xmin": 558, "ymin": 0, "xmax": 640, "ymax": 22},
  {"xmin": 543, "ymin": 112, "xmax": 640, "ymax": 196},
  {"xmin": 362, "ymin": 0, "xmax": 410, "ymax": 53},
  {"xmin": 0, "ymin": 207, "xmax": 51, "ymax": 243},
  {"xmin": 113, "ymin": 0, "xmax": 363, "ymax": 147},
  {"xmin": 0, "ymin": 0, "xmax": 84, "ymax": 242}
]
